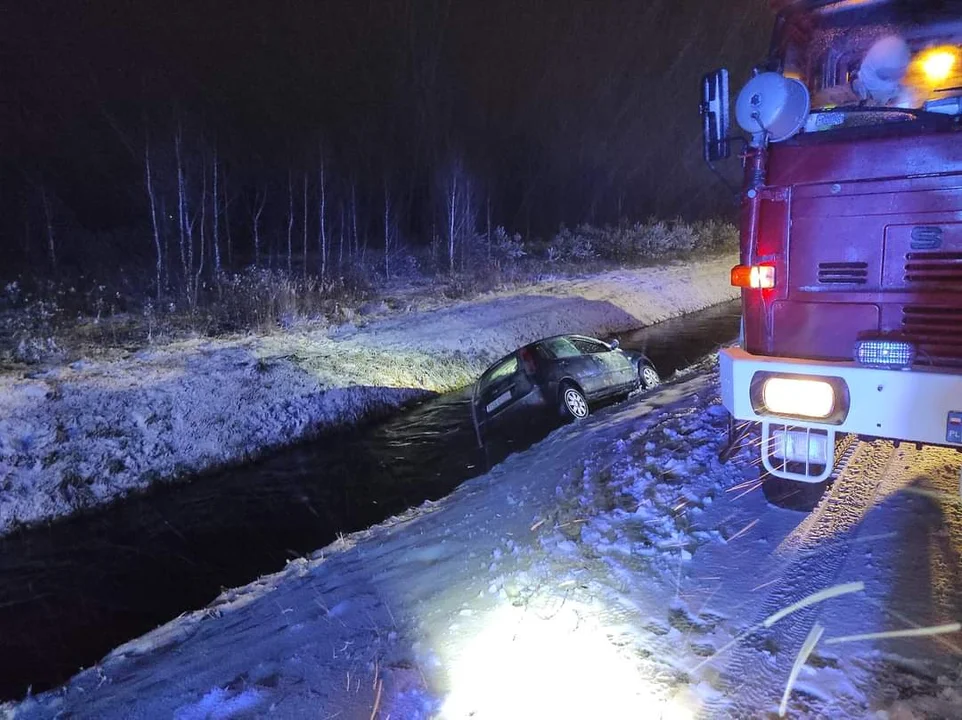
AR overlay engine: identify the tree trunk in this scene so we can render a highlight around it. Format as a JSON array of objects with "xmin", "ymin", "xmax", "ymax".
[
  {"xmin": 486, "ymin": 194, "xmax": 492, "ymax": 260},
  {"xmin": 351, "ymin": 180, "xmax": 361, "ymax": 263},
  {"xmin": 287, "ymin": 172, "xmax": 294, "ymax": 275},
  {"xmin": 223, "ymin": 170, "xmax": 233, "ymax": 267},
  {"xmin": 447, "ymin": 173, "xmax": 457, "ymax": 275},
  {"xmin": 145, "ymin": 139, "xmax": 163, "ymax": 301},
  {"xmin": 383, "ymin": 179, "xmax": 391, "ymax": 280},
  {"xmin": 302, "ymin": 171, "xmax": 309, "ymax": 278},
  {"xmin": 194, "ymin": 161, "xmax": 207, "ymax": 305},
  {"xmin": 252, "ymin": 189, "xmax": 265, "ymax": 267},
  {"xmin": 175, "ymin": 129, "xmax": 188, "ymax": 288},
  {"xmin": 338, "ymin": 203, "xmax": 344, "ymax": 270},
  {"xmin": 318, "ymin": 160, "xmax": 327, "ymax": 279},
  {"xmin": 212, "ymin": 148, "xmax": 221, "ymax": 274},
  {"xmin": 40, "ymin": 185, "xmax": 56, "ymax": 273}
]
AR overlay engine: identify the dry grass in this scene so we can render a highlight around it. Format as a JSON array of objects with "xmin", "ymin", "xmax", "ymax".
[{"xmin": 0, "ymin": 219, "xmax": 736, "ymax": 366}]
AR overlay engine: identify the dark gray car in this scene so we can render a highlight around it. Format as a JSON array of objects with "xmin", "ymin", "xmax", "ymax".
[{"xmin": 471, "ymin": 334, "xmax": 659, "ymax": 439}]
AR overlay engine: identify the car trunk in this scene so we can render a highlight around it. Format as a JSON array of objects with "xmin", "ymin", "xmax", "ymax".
[{"xmin": 476, "ymin": 355, "xmax": 536, "ymax": 420}]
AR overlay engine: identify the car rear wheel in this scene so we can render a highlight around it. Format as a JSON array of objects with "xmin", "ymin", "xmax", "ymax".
[
  {"xmin": 559, "ymin": 383, "xmax": 589, "ymax": 421},
  {"xmin": 639, "ymin": 363, "xmax": 660, "ymax": 389}
]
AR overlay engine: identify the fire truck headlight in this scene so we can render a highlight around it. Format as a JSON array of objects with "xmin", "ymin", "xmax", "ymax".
[{"xmin": 762, "ymin": 377, "xmax": 835, "ymax": 419}]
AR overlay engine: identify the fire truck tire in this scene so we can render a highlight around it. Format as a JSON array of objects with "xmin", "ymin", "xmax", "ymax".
[{"xmin": 760, "ymin": 474, "xmax": 832, "ymax": 512}]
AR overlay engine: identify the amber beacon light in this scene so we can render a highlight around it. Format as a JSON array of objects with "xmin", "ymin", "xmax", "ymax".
[{"xmin": 730, "ymin": 264, "xmax": 775, "ymax": 289}]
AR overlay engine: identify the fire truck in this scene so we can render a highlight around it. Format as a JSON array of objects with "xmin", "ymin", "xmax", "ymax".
[{"xmin": 701, "ymin": 0, "xmax": 962, "ymax": 508}]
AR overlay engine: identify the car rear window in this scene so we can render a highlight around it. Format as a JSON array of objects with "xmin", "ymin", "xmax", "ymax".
[
  {"xmin": 482, "ymin": 355, "xmax": 519, "ymax": 388},
  {"xmin": 539, "ymin": 337, "xmax": 582, "ymax": 359}
]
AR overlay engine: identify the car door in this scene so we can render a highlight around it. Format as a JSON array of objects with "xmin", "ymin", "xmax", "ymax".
[
  {"xmin": 543, "ymin": 336, "xmax": 602, "ymax": 396},
  {"xmin": 572, "ymin": 338, "xmax": 634, "ymax": 394}
]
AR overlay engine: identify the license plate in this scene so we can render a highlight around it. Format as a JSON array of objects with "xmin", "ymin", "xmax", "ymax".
[{"xmin": 486, "ymin": 390, "xmax": 512, "ymax": 414}]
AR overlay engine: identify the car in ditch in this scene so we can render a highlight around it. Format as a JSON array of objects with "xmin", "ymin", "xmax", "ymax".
[{"xmin": 471, "ymin": 334, "xmax": 659, "ymax": 440}]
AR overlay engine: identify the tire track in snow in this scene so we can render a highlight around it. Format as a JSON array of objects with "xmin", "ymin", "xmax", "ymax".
[{"xmin": 711, "ymin": 440, "xmax": 907, "ymax": 717}]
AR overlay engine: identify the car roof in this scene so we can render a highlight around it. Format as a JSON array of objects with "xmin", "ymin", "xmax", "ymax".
[
  {"xmin": 523, "ymin": 333, "xmax": 605, "ymax": 348},
  {"xmin": 478, "ymin": 334, "xmax": 617, "ymax": 380}
]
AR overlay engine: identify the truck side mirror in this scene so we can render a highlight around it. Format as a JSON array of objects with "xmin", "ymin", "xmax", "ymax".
[{"xmin": 700, "ymin": 68, "xmax": 731, "ymax": 163}]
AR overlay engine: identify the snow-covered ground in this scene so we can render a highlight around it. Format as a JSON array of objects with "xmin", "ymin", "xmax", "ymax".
[
  {"xmin": 7, "ymin": 359, "xmax": 961, "ymax": 719},
  {"xmin": 0, "ymin": 254, "xmax": 737, "ymax": 537}
]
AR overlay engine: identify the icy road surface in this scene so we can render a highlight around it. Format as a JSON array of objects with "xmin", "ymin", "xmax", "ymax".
[{"xmin": 6, "ymin": 360, "xmax": 962, "ymax": 719}]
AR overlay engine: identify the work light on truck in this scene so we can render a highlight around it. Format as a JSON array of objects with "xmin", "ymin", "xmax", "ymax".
[
  {"xmin": 854, "ymin": 339, "xmax": 915, "ymax": 369},
  {"xmin": 730, "ymin": 264, "xmax": 775, "ymax": 289},
  {"xmin": 770, "ymin": 426, "xmax": 831, "ymax": 467}
]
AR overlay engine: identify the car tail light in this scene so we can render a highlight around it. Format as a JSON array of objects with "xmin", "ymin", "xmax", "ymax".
[
  {"xmin": 519, "ymin": 347, "xmax": 538, "ymax": 376},
  {"xmin": 731, "ymin": 264, "xmax": 775, "ymax": 289}
]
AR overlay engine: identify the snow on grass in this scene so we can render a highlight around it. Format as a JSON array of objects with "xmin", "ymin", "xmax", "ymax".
[
  {"xmin": 5, "ymin": 360, "xmax": 961, "ymax": 719},
  {"xmin": 0, "ymin": 254, "xmax": 737, "ymax": 537}
]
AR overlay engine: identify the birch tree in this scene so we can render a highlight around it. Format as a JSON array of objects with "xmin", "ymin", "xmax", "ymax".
[
  {"xmin": 212, "ymin": 147, "xmax": 221, "ymax": 274},
  {"xmin": 145, "ymin": 138, "xmax": 162, "ymax": 300},
  {"xmin": 317, "ymin": 159, "xmax": 327, "ymax": 278},
  {"xmin": 250, "ymin": 188, "xmax": 266, "ymax": 267},
  {"xmin": 286, "ymin": 171, "xmax": 294, "ymax": 274},
  {"xmin": 175, "ymin": 129, "xmax": 188, "ymax": 283},
  {"xmin": 383, "ymin": 178, "xmax": 392, "ymax": 280},
  {"xmin": 302, "ymin": 171, "xmax": 309, "ymax": 278}
]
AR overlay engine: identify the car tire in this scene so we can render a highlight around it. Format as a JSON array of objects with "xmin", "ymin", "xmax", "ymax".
[
  {"xmin": 761, "ymin": 474, "xmax": 832, "ymax": 512},
  {"xmin": 639, "ymin": 363, "xmax": 660, "ymax": 389},
  {"xmin": 559, "ymin": 383, "xmax": 589, "ymax": 421}
]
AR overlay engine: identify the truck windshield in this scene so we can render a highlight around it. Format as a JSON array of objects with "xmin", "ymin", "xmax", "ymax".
[{"xmin": 776, "ymin": 0, "xmax": 962, "ymax": 129}]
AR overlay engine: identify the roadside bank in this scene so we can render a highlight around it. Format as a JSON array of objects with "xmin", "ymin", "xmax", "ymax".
[{"xmin": 0, "ymin": 254, "xmax": 737, "ymax": 536}]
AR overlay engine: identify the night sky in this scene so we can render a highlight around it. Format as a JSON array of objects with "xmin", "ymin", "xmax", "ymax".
[{"xmin": 1, "ymin": 0, "xmax": 770, "ymax": 267}]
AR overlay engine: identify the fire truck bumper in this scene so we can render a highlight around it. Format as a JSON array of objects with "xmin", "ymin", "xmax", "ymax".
[{"xmin": 720, "ymin": 347, "xmax": 962, "ymax": 481}]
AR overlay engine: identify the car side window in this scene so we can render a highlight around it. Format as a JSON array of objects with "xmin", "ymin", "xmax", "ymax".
[
  {"xmin": 571, "ymin": 338, "xmax": 608, "ymax": 354},
  {"xmin": 482, "ymin": 355, "xmax": 519, "ymax": 388},
  {"xmin": 540, "ymin": 337, "xmax": 582, "ymax": 359}
]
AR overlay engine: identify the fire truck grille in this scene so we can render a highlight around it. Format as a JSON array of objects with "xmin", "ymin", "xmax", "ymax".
[
  {"xmin": 901, "ymin": 306, "xmax": 962, "ymax": 367},
  {"xmin": 817, "ymin": 261, "xmax": 868, "ymax": 284},
  {"xmin": 903, "ymin": 252, "xmax": 962, "ymax": 286}
]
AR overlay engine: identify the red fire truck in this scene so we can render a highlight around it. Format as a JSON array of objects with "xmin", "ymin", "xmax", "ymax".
[{"xmin": 702, "ymin": 0, "xmax": 962, "ymax": 508}]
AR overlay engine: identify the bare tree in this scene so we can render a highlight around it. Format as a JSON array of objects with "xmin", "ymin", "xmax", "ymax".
[
  {"xmin": 383, "ymin": 177, "xmax": 392, "ymax": 280},
  {"xmin": 250, "ymin": 187, "xmax": 267, "ymax": 266},
  {"xmin": 445, "ymin": 164, "xmax": 458, "ymax": 275},
  {"xmin": 302, "ymin": 171, "xmax": 309, "ymax": 278},
  {"xmin": 175, "ymin": 128, "xmax": 188, "ymax": 283},
  {"xmin": 145, "ymin": 137, "xmax": 163, "ymax": 301},
  {"xmin": 317, "ymin": 158, "xmax": 327, "ymax": 278},
  {"xmin": 223, "ymin": 167, "xmax": 234, "ymax": 267},
  {"xmin": 212, "ymin": 147, "xmax": 221, "ymax": 274},
  {"xmin": 192, "ymin": 160, "xmax": 207, "ymax": 305},
  {"xmin": 40, "ymin": 185, "xmax": 56, "ymax": 272},
  {"xmin": 486, "ymin": 194, "xmax": 492, "ymax": 260},
  {"xmin": 338, "ymin": 202, "xmax": 345, "ymax": 270},
  {"xmin": 286, "ymin": 171, "xmax": 294, "ymax": 274}
]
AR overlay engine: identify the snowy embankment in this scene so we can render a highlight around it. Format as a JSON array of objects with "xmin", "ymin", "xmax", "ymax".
[
  {"xmin": 9, "ymin": 361, "xmax": 960, "ymax": 719},
  {"xmin": 0, "ymin": 254, "xmax": 737, "ymax": 536}
]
